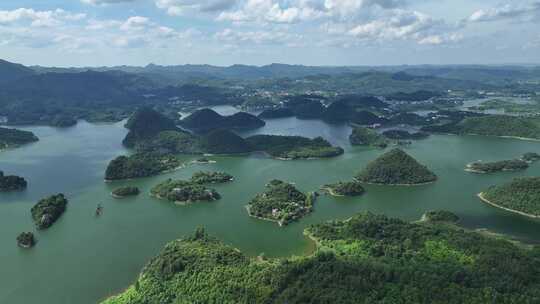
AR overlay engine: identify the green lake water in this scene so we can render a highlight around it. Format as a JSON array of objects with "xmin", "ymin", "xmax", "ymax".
[{"xmin": 1, "ymin": 112, "xmax": 540, "ymax": 303}]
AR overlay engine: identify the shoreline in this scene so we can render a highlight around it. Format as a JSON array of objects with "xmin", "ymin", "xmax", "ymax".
[
  {"xmin": 477, "ymin": 192, "xmax": 540, "ymax": 219},
  {"xmin": 355, "ymin": 178, "xmax": 437, "ymax": 187},
  {"xmin": 320, "ymin": 187, "xmax": 346, "ymax": 197}
]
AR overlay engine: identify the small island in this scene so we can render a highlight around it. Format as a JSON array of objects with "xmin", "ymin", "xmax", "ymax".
[
  {"xmin": 16, "ymin": 232, "xmax": 35, "ymax": 248},
  {"xmin": 246, "ymin": 180, "xmax": 316, "ymax": 226},
  {"xmin": 150, "ymin": 179, "xmax": 221, "ymax": 205},
  {"xmin": 420, "ymin": 210, "xmax": 460, "ymax": 223},
  {"xmin": 479, "ymin": 177, "xmax": 540, "ymax": 218},
  {"xmin": 246, "ymin": 135, "xmax": 344, "ymax": 159},
  {"xmin": 0, "ymin": 126, "xmax": 39, "ymax": 150},
  {"xmin": 190, "ymin": 171, "xmax": 233, "ymax": 184},
  {"xmin": 349, "ymin": 127, "xmax": 388, "ymax": 148},
  {"xmin": 111, "ymin": 186, "xmax": 140, "ymax": 198},
  {"xmin": 465, "ymin": 159, "xmax": 529, "ymax": 174},
  {"xmin": 105, "ymin": 153, "xmax": 183, "ymax": 181},
  {"xmin": 31, "ymin": 194, "xmax": 68, "ymax": 229},
  {"xmin": 0, "ymin": 171, "xmax": 27, "ymax": 191},
  {"xmin": 521, "ymin": 152, "xmax": 540, "ymax": 163},
  {"xmin": 321, "ymin": 181, "xmax": 365, "ymax": 197},
  {"xmin": 356, "ymin": 148, "xmax": 437, "ymax": 185}
]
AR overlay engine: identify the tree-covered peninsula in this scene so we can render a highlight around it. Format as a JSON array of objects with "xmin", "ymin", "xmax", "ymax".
[
  {"xmin": 246, "ymin": 180, "xmax": 316, "ymax": 226},
  {"xmin": 102, "ymin": 212, "xmax": 540, "ymax": 304},
  {"xmin": 522, "ymin": 152, "xmax": 540, "ymax": 162},
  {"xmin": 0, "ymin": 171, "xmax": 27, "ymax": 191},
  {"xmin": 122, "ymin": 107, "xmax": 180, "ymax": 148},
  {"xmin": 105, "ymin": 153, "xmax": 182, "ymax": 181},
  {"xmin": 112, "ymin": 186, "xmax": 140, "ymax": 198},
  {"xmin": 246, "ymin": 135, "xmax": 343, "ymax": 159},
  {"xmin": 0, "ymin": 127, "xmax": 39, "ymax": 150},
  {"xmin": 190, "ymin": 171, "xmax": 233, "ymax": 184},
  {"xmin": 150, "ymin": 179, "xmax": 221, "ymax": 204},
  {"xmin": 349, "ymin": 126, "xmax": 388, "ymax": 148},
  {"xmin": 480, "ymin": 177, "xmax": 540, "ymax": 218},
  {"xmin": 321, "ymin": 181, "xmax": 365, "ymax": 197},
  {"xmin": 180, "ymin": 108, "xmax": 265, "ymax": 132},
  {"xmin": 31, "ymin": 194, "xmax": 68, "ymax": 229},
  {"xmin": 432, "ymin": 115, "xmax": 540, "ymax": 140},
  {"xmin": 356, "ymin": 148, "xmax": 437, "ymax": 185},
  {"xmin": 465, "ymin": 159, "xmax": 529, "ymax": 174}
]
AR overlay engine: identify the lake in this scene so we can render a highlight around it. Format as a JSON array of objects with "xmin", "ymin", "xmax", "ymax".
[{"xmin": 1, "ymin": 110, "xmax": 540, "ymax": 304}]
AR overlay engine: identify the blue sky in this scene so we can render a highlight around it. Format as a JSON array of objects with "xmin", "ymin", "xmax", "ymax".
[{"xmin": 0, "ymin": 0, "xmax": 539, "ymax": 67}]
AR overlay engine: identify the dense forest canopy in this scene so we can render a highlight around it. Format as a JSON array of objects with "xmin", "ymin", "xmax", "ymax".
[
  {"xmin": 103, "ymin": 212, "xmax": 540, "ymax": 304},
  {"xmin": 482, "ymin": 177, "xmax": 540, "ymax": 217},
  {"xmin": 356, "ymin": 148, "xmax": 437, "ymax": 185}
]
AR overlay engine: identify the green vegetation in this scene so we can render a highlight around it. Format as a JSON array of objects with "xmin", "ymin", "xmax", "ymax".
[
  {"xmin": 522, "ymin": 152, "xmax": 540, "ymax": 162},
  {"xmin": 0, "ymin": 171, "xmax": 27, "ymax": 191},
  {"xmin": 198, "ymin": 129, "xmax": 252, "ymax": 154},
  {"xmin": 246, "ymin": 180, "xmax": 315, "ymax": 226},
  {"xmin": 102, "ymin": 212, "xmax": 540, "ymax": 304},
  {"xmin": 349, "ymin": 127, "xmax": 388, "ymax": 148},
  {"xmin": 105, "ymin": 153, "xmax": 182, "ymax": 181},
  {"xmin": 382, "ymin": 129, "xmax": 429, "ymax": 140},
  {"xmin": 421, "ymin": 210, "xmax": 460, "ymax": 223},
  {"xmin": 122, "ymin": 107, "xmax": 179, "ymax": 148},
  {"xmin": 246, "ymin": 135, "xmax": 343, "ymax": 159},
  {"xmin": 457, "ymin": 115, "xmax": 540, "ymax": 139},
  {"xmin": 190, "ymin": 171, "xmax": 233, "ymax": 184},
  {"xmin": 180, "ymin": 109, "xmax": 265, "ymax": 132},
  {"xmin": 0, "ymin": 127, "xmax": 39, "ymax": 149},
  {"xmin": 150, "ymin": 179, "xmax": 221, "ymax": 204},
  {"xmin": 136, "ymin": 130, "xmax": 201, "ymax": 155},
  {"xmin": 112, "ymin": 186, "xmax": 140, "ymax": 198},
  {"xmin": 356, "ymin": 148, "xmax": 437, "ymax": 185},
  {"xmin": 468, "ymin": 99, "xmax": 540, "ymax": 115},
  {"xmin": 31, "ymin": 194, "xmax": 68, "ymax": 230},
  {"xmin": 481, "ymin": 177, "xmax": 540, "ymax": 218},
  {"xmin": 16, "ymin": 232, "xmax": 35, "ymax": 248},
  {"xmin": 466, "ymin": 159, "xmax": 529, "ymax": 173},
  {"xmin": 321, "ymin": 181, "xmax": 365, "ymax": 196},
  {"xmin": 50, "ymin": 115, "xmax": 77, "ymax": 128}
]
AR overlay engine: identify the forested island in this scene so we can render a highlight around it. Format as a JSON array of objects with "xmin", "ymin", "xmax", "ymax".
[
  {"xmin": 0, "ymin": 171, "xmax": 27, "ymax": 191},
  {"xmin": 321, "ymin": 181, "xmax": 365, "ymax": 197},
  {"xmin": 190, "ymin": 171, "xmax": 233, "ymax": 184},
  {"xmin": 105, "ymin": 153, "xmax": 183, "ymax": 181},
  {"xmin": 246, "ymin": 135, "xmax": 344, "ymax": 159},
  {"xmin": 246, "ymin": 180, "xmax": 316, "ymax": 226},
  {"xmin": 122, "ymin": 107, "xmax": 180, "ymax": 148},
  {"xmin": 31, "ymin": 194, "xmax": 68, "ymax": 229},
  {"xmin": 522, "ymin": 152, "xmax": 540, "ymax": 162},
  {"xmin": 150, "ymin": 179, "xmax": 221, "ymax": 204},
  {"xmin": 465, "ymin": 159, "xmax": 529, "ymax": 174},
  {"xmin": 0, "ymin": 127, "xmax": 39, "ymax": 150},
  {"xmin": 111, "ymin": 186, "xmax": 140, "ymax": 198},
  {"xmin": 180, "ymin": 108, "xmax": 265, "ymax": 132},
  {"xmin": 16, "ymin": 232, "xmax": 35, "ymax": 248},
  {"xmin": 349, "ymin": 127, "xmax": 388, "ymax": 148},
  {"xmin": 102, "ymin": 212, "xmax": 540, "ymax": 304},
  {"xmin": 480, "ymin": 177, "xmax": 540, "ymax": 218},
  {"xmin": 356, "ymin": 149, "xmax": 437, "ymax": 185}
]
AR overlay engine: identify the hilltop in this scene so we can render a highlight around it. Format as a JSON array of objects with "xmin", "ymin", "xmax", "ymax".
[
  {"xmin": 180, "ymin": 109, "xmax": 265, "ymax": 132},
  {"xmin": 356, "ymin": 148, "xmax": 437, "ymax": 185},
  {"xmin": 122, "ymin": 107, "xmax": 180, "ymax": 148}
]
